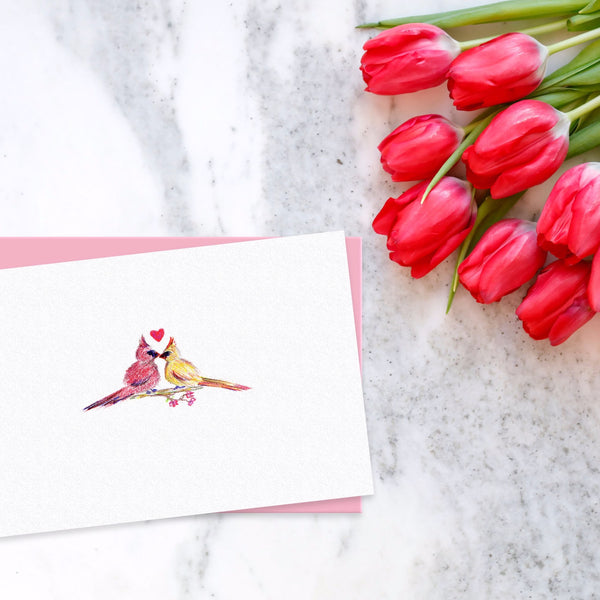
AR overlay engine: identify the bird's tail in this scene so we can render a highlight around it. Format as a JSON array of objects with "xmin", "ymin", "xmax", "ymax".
[
  {"xmin": 200, "ymin": 377, "xmax": 251, "ymax": 391},
  {"xmin": 83, "ymin": 386, "xmax": 135, "ymax": 411}
]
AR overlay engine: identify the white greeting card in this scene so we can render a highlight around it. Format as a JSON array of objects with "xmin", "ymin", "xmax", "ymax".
[{"xmin": 0, "ymin": 232, "xmax": 372, "ymax": 536}]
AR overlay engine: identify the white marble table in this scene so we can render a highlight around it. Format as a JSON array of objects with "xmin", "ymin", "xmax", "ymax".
[{"xmin": 2, "ymin": 0, "xmax": 600, "ymax": 597}]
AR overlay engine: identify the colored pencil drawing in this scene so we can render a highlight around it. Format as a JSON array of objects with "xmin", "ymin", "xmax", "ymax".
[{"xmin": 84, "ymin": 334, "xmax": 250, "ymax": 411}]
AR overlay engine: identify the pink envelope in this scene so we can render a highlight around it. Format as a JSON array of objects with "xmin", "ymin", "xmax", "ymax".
[{"xmin": 0, "ymin": 236, "xmax": 362, "ymax": 513}]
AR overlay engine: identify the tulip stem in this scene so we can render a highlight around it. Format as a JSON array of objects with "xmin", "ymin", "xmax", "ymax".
[
  {"xmin": 564, "ymin": 92, "xmax": 600, "ymax": 121},
  {"xmin": 547, "ymin": 25, "xmax": 600, "ymax": 54},
  {"xmin": 458, "ymin": 18, "xmax": 569, "ymax": 50},
  {"xmin": 446, "ymin": 193, "xmax": 522, "ymax": 313},
  {"xmin": 357, "ymin": 0, "xmax": 587, "ymax": 30},
  {"xmin": 448, "ymin": 199, "xmax": 498, "ymax": 305},
  {"xmin": 421, "ymin": 113, "xmax": 496, "ymax": 204},
  {"xmin": 512, "ymin": 17, "xmax": 572, "ymax": 36}
]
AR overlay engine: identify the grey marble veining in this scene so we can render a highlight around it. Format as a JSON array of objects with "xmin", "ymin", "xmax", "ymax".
[
  {"xmin": 2, "ymin": 0, "xmax": 600, "ymax": 597},
  {"xmin": 49, "ymin": 0, "xmax": 196, "ymax": 233}
]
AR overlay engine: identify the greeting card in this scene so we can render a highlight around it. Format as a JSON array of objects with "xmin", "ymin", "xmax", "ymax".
[{"xmin": 0, "ymin": 232, "xmax": 372, "ymax": 536}]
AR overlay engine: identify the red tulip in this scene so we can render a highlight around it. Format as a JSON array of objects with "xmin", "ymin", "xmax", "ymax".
[
  {"xmin": 537, "ymin": 162, "xmax": 600, "ymax": 264},
  {"xmin": 378, "ymin": 114, "xmax": 463, "ymax": 182},
  {"xmin": 361, "ymin": 23, "xmax": 460, "ymax": 95},
  {"xmin": 516, "ymin": 259, "xmax": 594, "ymax": 345},
  {"xmin": 458, "ymin": 219, "xmax": 547, "ymax": 303},
  {"xmin": 462, "ymin": 100, "xmax": 569, "ymax": 199},
  {"xmin": 448, "ymin": 33, "xmax": 548, "ymax": 111},
  {"xmin": 372, "ymin": 177, "xmax": 476, "ymax": 278}
]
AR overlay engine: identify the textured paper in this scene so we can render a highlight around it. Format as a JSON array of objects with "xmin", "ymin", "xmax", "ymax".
[
  {"xmin": 0, "ymin": 235, "xmax": 364, "ymax": 513},
  {"xmin": 0, "ymin": 232, "xmax": 372, "ymax": 536}
]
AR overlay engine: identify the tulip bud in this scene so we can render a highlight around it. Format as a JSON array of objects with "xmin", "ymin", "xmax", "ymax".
[
  {"xmin": 378, "ymin": 114, "xmax": 463, "ymax": 182},
  {"xmin": 361, "ymin": 23, "xmax": 461, "ymax": 95},
  {"xmin": 458, "ymin": 219, "xmax": 547, "ymax": 303},
  {"xmin": 372, "ymin": 177, "xmax": 476, "ymax": 278},
  {"xmin": 537, "ymin": 163, "xmax": 600, "ymax": 264},
  {"xmin": 462, "ymin": 100, "xmax": 569, "ymax": 199},
  {"xmin": 516, "ymin": 259, "xmax": 594, "ymax": 346},
  {"xmin": 447, "ymin": 33, "xmax": 548, "ymax": 111}
]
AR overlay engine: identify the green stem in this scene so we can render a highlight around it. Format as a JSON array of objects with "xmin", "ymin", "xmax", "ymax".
[
  {"xmin": 564, "ymin": 92, "xmax": 600, "ymax": 119},
  {"xmin": 581, "ymin": 0, "xmax": 600, "ymax": 14},
  {"xmin": 446, "ymin": 193, "xmax": 522, "ymax": 313},
  {"xmin": 421, "ymin": 113, "xmax": 496, "ymax": 204},
  {"xmin": 547, "ymin": 25, "xmax": 600, "ymax": 53},
  {"xmin": 458, "ymin": 18, "xmax": 569, "ymax": 50},
  {"xmin": 357, "ymin": 0, "xmax": 586, "ymax": 29},
  {"xmin": 446, "ymin": 198, "xmax": 497, "ymax": 313},
  {"xmin": 568, "ymin": 12, "xmax": 600, "ymax": 30},
  {"xmin": 518, "ymin": 16, "xmax": 572, "ymax": 36}
]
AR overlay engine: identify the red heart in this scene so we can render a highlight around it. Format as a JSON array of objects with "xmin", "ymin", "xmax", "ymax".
[{"xmin": 150, "ymin": 328, "xmax": 165, "ymax": 342}]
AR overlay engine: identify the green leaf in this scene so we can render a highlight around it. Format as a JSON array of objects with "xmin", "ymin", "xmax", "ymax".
[
  {"xmin": 568, "ymin": 12, "xmax": 600, "ymax": 29},
  {"xmin": 536, "ymin": 39, "xmax": 600, "ymax": 90},
  {"xmin": 420, "ymin": 113, "xmax": 496, "ymax": 204},
  {"xmin": 579, "ymin": 0, "xmax": 600, "ymax": 14},
  {"xmin": 531, "ymin": 87, "xmax": 600, "ymax": 108},
  {"xmin": 359, "ymin": 0, "xmax": 586, "ymax": 29},
  {"xmin": 567, "ymin": 118, "xmax": 600, "ymax": 157},
  {"xmin": 548, "ymin": 62, "xmax": 600, "ymax": 87}
]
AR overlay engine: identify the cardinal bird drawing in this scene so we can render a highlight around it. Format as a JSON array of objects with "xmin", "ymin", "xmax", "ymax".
[
  {"xmin": 159, "ymin": 337, "xmax": 250, "ymax": 391},
  {"xmin": 83, "ymin": 336, "xmax": 161, "ymax": 411}
]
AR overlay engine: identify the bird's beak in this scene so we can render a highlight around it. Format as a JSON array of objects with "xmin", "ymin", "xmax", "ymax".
[{"xmin": 159, "ymin": 352, "xmax": 167, "ymax": 359}]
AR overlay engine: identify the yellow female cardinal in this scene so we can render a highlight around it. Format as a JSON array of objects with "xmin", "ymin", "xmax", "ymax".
[{"xmin": 159, "ymin": 337, "xmax": 250, "ymax": 391}]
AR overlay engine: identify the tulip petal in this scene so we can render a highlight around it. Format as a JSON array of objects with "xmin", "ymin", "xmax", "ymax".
[
  {"xmin": 411, "ymin": 207, "xmax": 475, "ymax": 278},
  {"xmin": 518, "ymin": 261, "xmax": 590, "ymax": 317},
  {"xmin": 459, "ymin": 219, "xmax": 544, "ymax": 303},
  {"xmin": 374, "ymin": 177, "xmax": 474, "ymax": 278},
  {"xmin": 537, "ymin": 166, "xmax": 583, "ymax": 239},
  {"xmin": 365, "ymin": 49, "xmax": 454, "ymax": 94},
  {"xmin": 516, "ymin": 260, "xmax": 591, "ymax": 342},
  {"xmin": 460, "ymin": 219, "xmax": 520, "ymax": 266},
  {"xmin": 461, "ymin": 146, "xmax": 498, "ymax": 190},
  {"xmin": 490, "ymin": 134, "xmax": 568, "ymax": 199},
  {"xmin": 568, "ymin": 175, "xmax": 600, "ymax": 258},
  {"xmin": 473, "ymin": 101, "xmax": 560, "ymax": 157},
  {"xmin": 373, "ymin": 187, "xmax": 423, "ymax": 236},
  {"xmin": 361, "ymin": 24, "xmax": 460, "ymax": 95},
  {"xmin": 373, "ymin": 198, "xmax": 402, "ymax": 236},
  {"xmin": 388, "ymin": 179, "xmax": 472, "ymax": 260},
  {"xmin": 548, "ymin": 297, "xmax": 595, "ymax": 346},
  {"xmin": 536, "ymin": 163, "xmax": 600, "ymax": 262},
  {"xmin": 448, "ymin": 34, "xmax": 547, "ymax": 110},
  {"xmin": 476, "ymin": 232, "xmax": 545, "ymax": 303},
  {"xmin": 379, "ymin": 114, "xmax": 462, "ymax": 181},
  {"xmin": 458, "ymin": 219, "xmax": 521, "ymax": 301}
]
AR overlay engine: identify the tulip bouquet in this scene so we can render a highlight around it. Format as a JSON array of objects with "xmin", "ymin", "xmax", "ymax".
[{"xmin": 362, "ymin": 0, "xmax": 600, "ymax": 345}]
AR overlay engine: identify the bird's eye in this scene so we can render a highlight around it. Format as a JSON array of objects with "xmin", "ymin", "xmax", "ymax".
[
  {"xmin": 163, "ymin": 351, "xmax": 171, "ymax": 357},
  {"xmin": 147, "ymin": 350, "xmax": 159, "ymax": 358}
]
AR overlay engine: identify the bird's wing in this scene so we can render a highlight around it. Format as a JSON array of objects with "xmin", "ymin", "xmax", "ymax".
[
  {"xmin": 130, "ymin": 374, "xmax": 153, "ymax": 388},
  {"xmin": 124, "ymin": 362, "xmax": 155, "ymax": 387},
  {"xmin": 171, "ymin": 358, "xmax": 202, "ymax": 384}
]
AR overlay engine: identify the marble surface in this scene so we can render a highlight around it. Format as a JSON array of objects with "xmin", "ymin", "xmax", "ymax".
[{"xmin": 2, "ymin": 0, "xmax": 600, "ymax": 597}]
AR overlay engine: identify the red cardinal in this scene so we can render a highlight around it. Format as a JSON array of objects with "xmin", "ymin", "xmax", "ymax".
[{"xmin": 83, "ymin": 336, "xmax": 161, "ymax": 411}]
